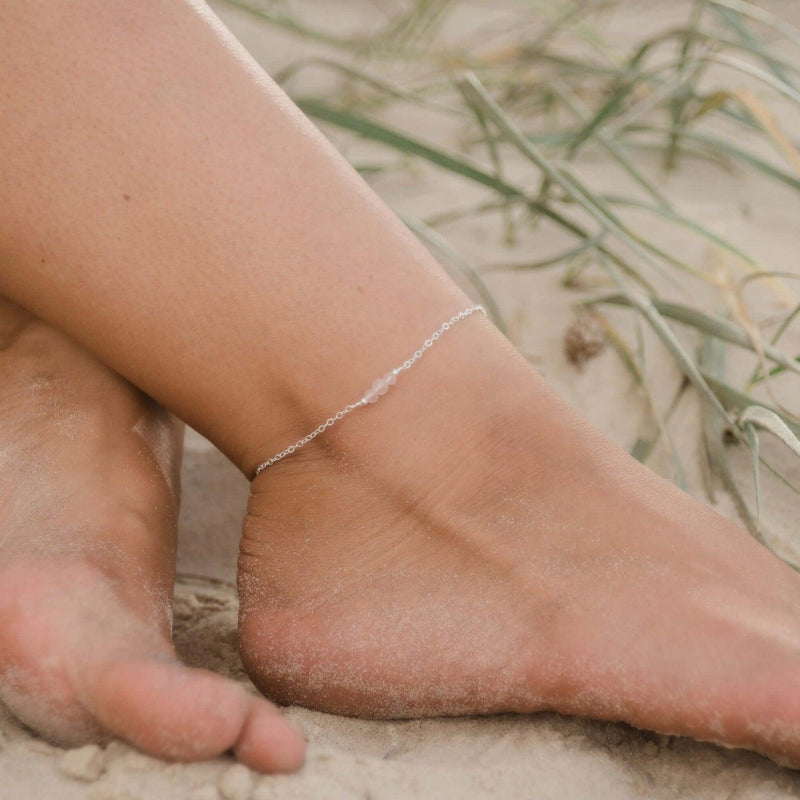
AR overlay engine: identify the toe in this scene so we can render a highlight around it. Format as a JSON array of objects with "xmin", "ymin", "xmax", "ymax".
[
  {"xmin": 81, "ymin": 659, "xmax": 248, "ymax": 761},
  {"xmin": 80, "ymin": 658, "xmax": 304, "ymax": 770},
  {"xmin": 234, "ymin": 696, "xmax": 305, "ymax": 773}
]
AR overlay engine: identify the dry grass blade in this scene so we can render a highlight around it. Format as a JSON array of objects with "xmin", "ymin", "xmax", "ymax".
[
  {"xmin": 740, "ymin": 406, "xmax": 800, "ymax": 459},
  {"xmin": 709, "ymin": 0, "xmax": 800, "ymax": 50},
  {"xmin": 699, "ymin": 337, "xmax": 763, "ymax": 539},
  {"xmin": 401, "ymin": 215, "xmax": 507, "ymax": 333},
  {"xmin": 700, "ymin": 372, "xmax": 800, "ymax": 437},
  {"xmin": 707, "ymin": 53, "xmax": 800, "ymax": 107},
  {"xmin": 721, "ymin": 88, "xmax": 800, "ymax": 178},
  {"xmin": 234, "ymin": 0, "xmax": 800, "ymax": 557},
  {"xmin": 742, "ymin": 420, "xmax": 762, "ymax": 533},
  {"xmin": 593, "ymin": 293, "xmax": 800, "ymax": 378},
  {"xmin": 455, "ymin": 73, "xmax": 689, "ymax": 287}
]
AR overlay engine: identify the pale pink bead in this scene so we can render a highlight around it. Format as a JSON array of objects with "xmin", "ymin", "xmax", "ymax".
[{"xmin": 363, "ymin": 371, "xmax": 398, "ymax": 404}]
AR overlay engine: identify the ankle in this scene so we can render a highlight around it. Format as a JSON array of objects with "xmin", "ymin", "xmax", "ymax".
[
  {"xmin": 237, "ymin": 299, "xmax": 483, "ymax": 478},
  {"xmin": 247, "ymin": 315, "xmax": 591, "ymax": 517}
]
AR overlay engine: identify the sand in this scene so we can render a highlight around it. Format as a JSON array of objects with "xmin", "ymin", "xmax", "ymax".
[
  {"xmin": 3, "ymin": 436, "xmax": 800, "ymax": 799},
  {"xmin": 2, "ymin": 1, "xmax": 800, "ymax": 797}
]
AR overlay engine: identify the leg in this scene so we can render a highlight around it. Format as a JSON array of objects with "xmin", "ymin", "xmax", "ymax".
[
  {"xmin": 0, "ymin": 297, "xmax": 303, "ymax": 772},
  {"xmin": 1, "ymin": 0, "xmax": 800, "ymax": 766}
]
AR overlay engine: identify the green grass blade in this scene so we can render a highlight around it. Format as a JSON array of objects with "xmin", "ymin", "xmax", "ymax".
[
  {"xmin": 708, "ymin": 0, "xmax": 800, "ymax": 50},
  {"xmin": 274, "ymin": 57, "xmax": 465, "ymax": 117},
  {"xmin": 459, "ymin": 87, "xmax": 516, "ymax": 244},
  {"xmin": 296, "ymin": 97, "xmax": 616, "ymax": 251},
  {"xmin": 699, "ymin": 337, "xmax": 763, "ymax": 538},
  {"xmin": 600, "ymin": 193, "xmax": 760, "ymax": 270},
  {"xmin": 708, "ymin": 53, "xmax": 800, "ymax": 108},
  {"xmin": 299, "ymin": 97, "xmax": 661, "ymax": 295},
  {"xmin": 596, "ymin": 258, "xmax": 736, "ymax": 428},
  {"xmin": 740, "ymin": 406, "xmax": 800, "ymax": 459},
  {"xmin": 480, "ymin": 236, "xmax": 605, "ymax": 273},
  {"xmin": 216, "ymin": 0, "xmax": 370, "ymax": 49},
  {"xmin": 664, "ymin": 1, "xmax": 708, "ymax": 171},
  {"xmin": 564, "ymin": 79, "xmax": 637, "ymax": 159},
  {"xmin": 742, "ymin": 421, "xmax": 762, "ymax": 533},
  {"xmin": 297, "ymin": 98, "xmax": 522, "ymax": 198},
  {"xmin": 593, "ymin": 294, "xmax": 800, "ymax": 377},
  {"xmin": 713, "ymin": 6, "xmax": 796, "ymax": 89},
  {"xmin": 551, "ymin": 81, "xmax": 672, "ymax": 208},
  {"xmin": 619, "ymin": 125, "xmax": 800, "ymax": 193},
  {"xmin": 555, "ymin": 166, "xmax": 698, "ymax": 287},
  {"xmin": 748, "ymin": 301, "xmax": 800, "ymax": 385},
  {"xmin": 698, "ymin": 371, "xmax": 800, "ymax": 437},
  {"xmin": 596, "ymin": 312, "xmax": 689, "ymax": 487},
  {"xmin": 402, "ymin": 215, "xmax": 507, "ymax": 334}
]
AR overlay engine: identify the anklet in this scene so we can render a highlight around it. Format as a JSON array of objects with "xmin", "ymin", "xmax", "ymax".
[{"xmin": 252, "ymin": 304, "xmax": 486, "ymax": 477}]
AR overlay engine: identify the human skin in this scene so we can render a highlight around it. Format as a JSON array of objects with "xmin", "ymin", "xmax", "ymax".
[
  {"xmin": 0, "ymin": 298, "xmax": 304, "ymax": 771},
  {"xmin": 2, "ymin": 0, "xmax": 800, "ymax": 768}
]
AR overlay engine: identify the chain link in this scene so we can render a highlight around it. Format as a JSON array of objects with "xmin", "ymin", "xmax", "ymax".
[{"xmin": 252, "ymin": 305, "xmax": 486, "ymax": 477}]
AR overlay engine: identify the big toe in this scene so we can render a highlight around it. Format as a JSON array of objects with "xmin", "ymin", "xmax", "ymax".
[
  {"xmin": 0, "ymin": 561, "xmax": 304, "ymax": 771},
  {"xmin": 79, "ymin": 657, "xmax": 305, "ymax": 769}
]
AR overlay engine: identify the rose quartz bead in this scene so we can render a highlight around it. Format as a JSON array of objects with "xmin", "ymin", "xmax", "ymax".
[{"xmin": 363, "ymin": 371, "xmax": 398, "ymax": 404}]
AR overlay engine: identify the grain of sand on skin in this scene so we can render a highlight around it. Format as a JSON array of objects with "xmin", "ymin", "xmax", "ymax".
[
  {"xmin": 2, "ymin": 0, "xmax": 800, "ymax": 796},
  {"xmin": 3, "ymin": 431, "xmax": 800, "ymax": 800}
]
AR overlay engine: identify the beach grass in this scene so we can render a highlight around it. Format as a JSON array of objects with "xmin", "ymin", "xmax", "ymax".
[{"xmin": 217, "ymin": 0, "xmax": 800, "ymax": 548}]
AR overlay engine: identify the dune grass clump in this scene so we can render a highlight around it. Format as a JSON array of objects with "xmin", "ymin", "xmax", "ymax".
[{"xmin": 218, "ymin": 0, "xmax": 800, "ymax": 549}]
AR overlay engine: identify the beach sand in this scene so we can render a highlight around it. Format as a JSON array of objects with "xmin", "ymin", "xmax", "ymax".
[{"xmin": 2, "ymin": 1, "xmax": 800, "ymax": 797}]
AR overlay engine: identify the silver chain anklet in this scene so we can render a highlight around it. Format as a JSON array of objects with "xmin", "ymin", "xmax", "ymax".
[{"xmin": 252, "ymin": 304, "xmax": 486, "ymax": 478}]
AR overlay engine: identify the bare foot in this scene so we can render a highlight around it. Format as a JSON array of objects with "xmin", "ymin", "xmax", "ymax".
[
  {"xmin": 0, "ymin": 300, "xmax": 304, "ymax": 772},
  {"xmin": 239, "ymin": 312, "xmax": 800, "ymax": 767}
]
